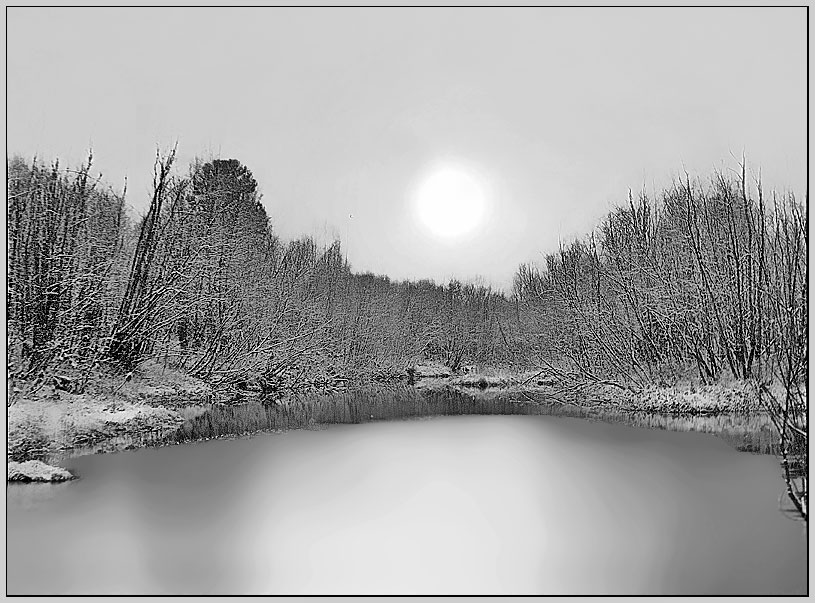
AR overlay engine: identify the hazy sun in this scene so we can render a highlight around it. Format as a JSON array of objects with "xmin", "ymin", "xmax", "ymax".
[{"xmin": 415, "ymin": 166, "xmax": 488, "ymax": 239}]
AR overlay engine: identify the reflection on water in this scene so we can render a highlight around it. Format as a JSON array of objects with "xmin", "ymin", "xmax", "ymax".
[
  {"xmin": 168, "ymin": 386, "xmax": 779, "ymax": 456},
  {"xmin": 7, "ymin": 414, "xmax": 806, "ymax": 595},
  {"xmin": 576, "ymin": 405, "xmax": 779, "ymax": 455}
]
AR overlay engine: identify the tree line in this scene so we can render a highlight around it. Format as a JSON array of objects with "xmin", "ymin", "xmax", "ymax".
[
  {"xmin": 7, "ymin": 149, "xmax": 522, "ymax": 394},
  {"xmin": 512, "ymin": 164, "xmax": 807, "ymax": 519},
  {"xmin": 6, "ymin": 149, "xmax": 806, "ymax": 517}
]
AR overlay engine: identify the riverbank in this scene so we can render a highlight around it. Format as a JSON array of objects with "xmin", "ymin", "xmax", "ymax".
[
  {"xmin": 7, "ymin": 360, "xmax": 766, "ymax": 481},
  {"xmin": 413, "ymin": 363, "xmax": 762, "ymax": 416},
  {"xmin": 7, "ymin": 361, "xmax": 213, "ymax": 479}
]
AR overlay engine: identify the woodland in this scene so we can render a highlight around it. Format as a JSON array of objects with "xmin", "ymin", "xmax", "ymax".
[{"xmin": 6, "ymin": 149, "xmax": 807, "ymax": 517}]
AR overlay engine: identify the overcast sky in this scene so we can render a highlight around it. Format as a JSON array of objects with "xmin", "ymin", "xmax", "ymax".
[{"xmin": 7, "ymin": 7, "xmax": 806, "ymax": 291}]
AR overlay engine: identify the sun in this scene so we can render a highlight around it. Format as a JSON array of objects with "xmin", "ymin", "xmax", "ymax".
[{"xmin": 414, "ymin": 166, "xmax": 488, "ymax": 239}]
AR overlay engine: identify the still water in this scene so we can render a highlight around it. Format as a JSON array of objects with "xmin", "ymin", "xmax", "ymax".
[{"xmin": 7, "ymin": 409, "xmax": 807, "ymax": 594}]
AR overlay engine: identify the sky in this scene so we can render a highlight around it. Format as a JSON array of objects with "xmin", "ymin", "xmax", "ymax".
[{"xmin": 7, "ymin": 7, "xmax": 807, "ymax": 291}]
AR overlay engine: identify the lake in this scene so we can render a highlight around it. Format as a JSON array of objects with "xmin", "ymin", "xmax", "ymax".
[{"xmin": 7, "ymin": 392, "xmax": 807, "ymax": 595}]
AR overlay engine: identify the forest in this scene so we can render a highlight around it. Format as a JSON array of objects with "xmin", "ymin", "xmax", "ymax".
[{"xmin": 6, "ymin": 148, "xmax": 807, "ymax": 518}]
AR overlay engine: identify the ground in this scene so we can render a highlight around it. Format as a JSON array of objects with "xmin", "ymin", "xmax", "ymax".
[
  {"xmin": 7, "ymin": 360, "xmax": 212, "ymax": 479},
  {"xmin": 8, "ymin": 460, "xmax": 75, "ymax": 482},
  {"xmin": 413, "ymin": 362, "xmax": 762, "ymax": 415},
  {"xmin": 7, "ymin": 358, "xmax": 766, "ymax": 481}
]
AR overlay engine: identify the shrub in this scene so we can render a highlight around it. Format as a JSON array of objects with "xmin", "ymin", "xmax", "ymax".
[{"xmin": 8, "ymin": 416, "xmax": 51, "ymax": 462}]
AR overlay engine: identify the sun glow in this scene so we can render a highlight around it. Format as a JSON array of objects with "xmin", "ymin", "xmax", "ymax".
[{"xmin": 414, "ymin": 165, "xmax": 488, "ymax": 239}]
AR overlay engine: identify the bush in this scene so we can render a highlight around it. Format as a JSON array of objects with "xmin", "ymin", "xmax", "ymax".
[{"xmin": 8, "ymin": 416, "xmax": 51, "ymax": 462}]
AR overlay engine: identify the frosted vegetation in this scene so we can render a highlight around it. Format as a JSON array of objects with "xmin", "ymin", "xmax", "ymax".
[{"xmin": 6, "ymin": 149, "xmax": 807, "ymax": 519}]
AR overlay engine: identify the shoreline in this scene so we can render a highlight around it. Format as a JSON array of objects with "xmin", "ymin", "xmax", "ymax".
[{"xmin": 7, "ymin": 362, "xmax": 766, "ymax": 482}]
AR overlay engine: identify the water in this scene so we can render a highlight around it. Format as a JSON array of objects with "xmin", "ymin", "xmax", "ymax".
[{"xmin": 7, "ymin": 390, "xmax": 807, "ymax": 595}]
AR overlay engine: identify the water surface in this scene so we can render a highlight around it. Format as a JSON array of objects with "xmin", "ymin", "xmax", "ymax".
[{"xmin": 7, "ymin": 411, "xmax": 806, "ymax": 595}]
